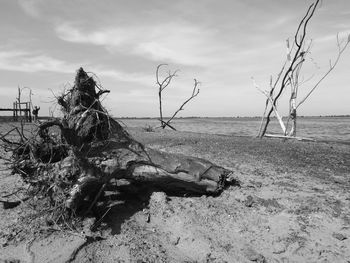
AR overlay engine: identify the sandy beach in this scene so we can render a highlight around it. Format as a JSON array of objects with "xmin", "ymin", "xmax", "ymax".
[
  {"xmin": 1, "ymin": 125, "xmax": 350, "ymax": 263},
  {"xmin": 1, "ymin": 0, "xmax": 350, "ymax": 261}
]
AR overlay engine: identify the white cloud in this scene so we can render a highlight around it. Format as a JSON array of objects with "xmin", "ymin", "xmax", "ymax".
[
  {"xmin": 314, "ymin": 30, "xmax": 350, "ymax": 44},
  {"xmin": 0, "ymin": 49, "xmax": 153, "ymax": 86},
  {"xmin": 93, "ymin": 68, "xmax": 154, "ymax": 86},
  {"xmin": 56, "ymin": 23, "xmax": 130, "ymax": 46},
  {"xmin": 17, "ymin": 0, "xmax": 43, "ymax": 18},
  {"xmin": 0, "ymin": 49, "xmax": 77, "ymax": 73},
  {"xmin": 55, "ymin": 22, "xmax": 228, "ymax": 66},
  {"xmin": 54, "ymin": 21, "xmax": 290, "ymax": 72}
]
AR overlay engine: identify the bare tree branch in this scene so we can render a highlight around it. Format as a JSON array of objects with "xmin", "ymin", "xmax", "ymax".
[
  {"xmin": 164, "ymin": 79, "xmax": 200, "ymax": 129},
  {"xmin": 296, "ymin": 33, "xmax": 350, "ymax": 108},
  {"xmin": 258, "ymin": 0, "xmax": 348, "ymax": 139},
  {"xmin": 256, "ymin": 59, "xmax": 287, "ymax": 137},
  {"xmin": 156, "ymin": 64, "xmax": 179, "ymax": 128},
  {"xmin": 253, "ymin": 78, "xmax": 286, "ymax": 134},
  {"xmin": 259, "ymin": 0, "xmax": 320, "ymax": 138},
  {"xmin": 156, "ymin": 64, "xmax": 199, "ymax": 130}
]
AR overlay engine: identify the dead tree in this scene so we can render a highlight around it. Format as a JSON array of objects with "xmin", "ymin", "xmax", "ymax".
[
  {"xmin": 156, "ymin": 64, "xmax": 178, "ymax": 129},
  {"xmin": 256, "ymin": 0, "xmax": 349, "ymax": 139},
  {"xmin": 156, "ymin": 64, "xmax": 200, "ymax": 130},
  {"xmin": 1, "ymin": 68, "xmax": 232, "ymax": 221}
]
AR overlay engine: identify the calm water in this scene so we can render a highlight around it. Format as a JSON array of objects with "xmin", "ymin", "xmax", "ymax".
[{"xmin": 119, "ymin": 117, "xmax": 350, "ymax": 143}]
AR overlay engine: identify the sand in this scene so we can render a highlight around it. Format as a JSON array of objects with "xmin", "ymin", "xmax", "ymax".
[{"xmin": 1, "ymin": 125, "xmax": 349, "ymax": 263}]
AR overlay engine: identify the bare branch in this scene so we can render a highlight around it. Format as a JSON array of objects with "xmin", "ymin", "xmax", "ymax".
[
  {"xmin": 253, "ymin": 78, "xmax": 286, "ymax": 134},
  {"xmin": 156, "ymin": 64, "xmax": 179, "ymax": 128},
  {"xmin": 156, "ymin": 64, "xmax": 178, "ymax": 91},
  {"xmin": 296, "ymin": 34, "xmax": 350, "ymax": 108},
  {"xmin": 164, "ymin": 79, "xmax": 200, "ymax": 128},
  {"xmin": 159, "ymin": 119, "xmax": 177, "ymax": 130},
  {"xmin": 294, "ymin": 2, "xmax": 315, "ymax": 47},
  {"xmin": 156, "ymin": 64, "xmax": 198, "ymax": 130},
  {"xmin": 96, "ymin": 89, "xmax": 110, "ymax": 98},
  {"xmin": 277, "ymin": 0, "xmax": 319, "ymax": 103},
  {"xmin": 259, "ymin": 0, "xmax": 320, "ymax": 138}
]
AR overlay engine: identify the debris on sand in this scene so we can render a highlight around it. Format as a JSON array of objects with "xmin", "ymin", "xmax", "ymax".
[{"xmin": 1, "ymin": 68, "xmax": 233, "ymax": 227}]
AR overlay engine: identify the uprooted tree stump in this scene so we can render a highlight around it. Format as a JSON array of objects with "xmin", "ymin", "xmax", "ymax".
[{"xmin": 1, "ymin": 68, "xmax": 233, "ymax": 222}]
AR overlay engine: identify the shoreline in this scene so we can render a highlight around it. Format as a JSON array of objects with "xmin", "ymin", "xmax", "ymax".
[
  {"xmin": 1, "ymin": 118, "xmax": 349, "ymax": 144},
  {"xmin": 127, "ymin": 126, "xmax": 350, "ymax": 146}
]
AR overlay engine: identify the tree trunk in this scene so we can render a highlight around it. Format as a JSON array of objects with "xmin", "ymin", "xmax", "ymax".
[
  {"xmin": 290, "ymin": 109, "xmax": 297, "ymax": 137},
  {"xmin": 17, "ymin": 68, "xmax": 232, "ymax": 212},
  {"xmin": 289, "ymin": 94, "xmax": 297, "ymax": 137}
]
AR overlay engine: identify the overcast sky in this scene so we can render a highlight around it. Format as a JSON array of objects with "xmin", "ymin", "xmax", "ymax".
[{"xmin": 0, "ymin": 0, "xmax": 349, "ymax": 117}]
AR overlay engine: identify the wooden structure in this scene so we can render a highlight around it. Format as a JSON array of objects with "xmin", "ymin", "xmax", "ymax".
[
  {"xmin": 13, "ymin": 101, "xmax": 32, "ymax": 122},
  {"xmin": 0, "ymin": 86, "xmax": 33, "ymax": 122},
  {"xmin": 0, "ymin": 102, "xmax": 32, "ymax": 122}
]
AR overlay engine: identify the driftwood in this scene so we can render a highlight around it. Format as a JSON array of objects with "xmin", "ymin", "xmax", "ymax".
[
  {"xmin": 3, "ymin": 68, "xmax": 232, "ymax": 216},
  {"xmin": 264, "ymin": 133, "xmax": 316, "ymax": 142}
]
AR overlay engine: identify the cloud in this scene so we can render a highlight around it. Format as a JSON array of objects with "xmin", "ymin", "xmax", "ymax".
[
  {"xmin": 93, "ymin": 68, "xmax": 154, "ymax": 86},
  {"xmin": 55, "ymin": 22, "xmax": 229, "ymax": 66},
  {"xmin": 0, "ymin": 49, "xmax": 77, "ymax": 73},
  {"xmin": 0, "ymin": 48, "xmax": 152, "ymax": 85},
  {"xmin": 55, "ymin": 23, "xmax": 130, "ymax": 46},
  {"xmin": 17, "ymin": 0, "xmax": 43, "ymax": 18},
  {"xmin": 314, "ymin": 30, "xmax": 350, "ymax": 44}
]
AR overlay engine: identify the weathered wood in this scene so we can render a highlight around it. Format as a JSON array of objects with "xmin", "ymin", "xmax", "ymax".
[
  {"xmin": 26, "ymin": 67, "xmax": 232, "ymax": 212},
  {"xmin": 160, "ymin": 119, "xmax": 176, "ymax": 130},
  {"xmin": 0, "ymin": 108, "xmax": 30, "ymax": 111},
  {"xmin": 65, "ymin": 123, "xmax": 231, "ymax": 210},
  {"xmin": 265, "ymin": 133, "xmax": 316, "ymax": 141}
]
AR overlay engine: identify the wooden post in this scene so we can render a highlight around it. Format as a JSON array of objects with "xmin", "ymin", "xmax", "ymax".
[
  {"xmin": 15, "ymin": 102, "xmax": 18, "ymax": 121},
  {"xmin": 29, "ymin": 102, "xmax": 32, "ymax": 122},
  {"xmin": 17, "ymin": 86, "xmax": 22, "ymax": 118},
  {"xmin": 13, "ymin": 102, "xmax": 15, "ymax": 121},
  {"xmin": 24, "ymin": 103, "xmax": 27, "ymax": 122},
  {"xmin": 26, "ymin": 103, "xmax": 29, "ymax": 122}
]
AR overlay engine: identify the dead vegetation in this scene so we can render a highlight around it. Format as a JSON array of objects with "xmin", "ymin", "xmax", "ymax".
[
  {"xmin": 0, "ymin": 68, "xmax": 232, "ymax": 232},
  {"xmin": 255, "ymin": 0, "xmax": 349, "ymax": 139},
  {"xmin": 156, "ymin": 64, "xmax": 200, "ymax": 130}
]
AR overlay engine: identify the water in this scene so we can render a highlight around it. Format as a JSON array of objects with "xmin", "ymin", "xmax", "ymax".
[{"xmin": 119, "ymin": 117, "xmax": 350, "ymax": 143}]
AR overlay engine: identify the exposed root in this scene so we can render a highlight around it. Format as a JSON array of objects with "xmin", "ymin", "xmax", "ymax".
[
  {"xmin": 65, "ymin": 236, "xmax": 104, "ymax": 263},
  {"xmin": 0, "ymin": 67, "xmax": 233, "ymax": 233},
  {"xmin": 25, "ymin": 237, "xmax": 36, "ymax": 263}
]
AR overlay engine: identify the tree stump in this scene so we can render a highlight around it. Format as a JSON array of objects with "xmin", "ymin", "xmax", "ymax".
[{"xmin": 5, "ymin": 68, "xmax": 233, "ymax": 214}]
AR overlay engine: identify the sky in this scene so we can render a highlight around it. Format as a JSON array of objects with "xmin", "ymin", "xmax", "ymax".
[{"xmin": 0, "ymin": 0, "xmax": 349, "ymax": 117}]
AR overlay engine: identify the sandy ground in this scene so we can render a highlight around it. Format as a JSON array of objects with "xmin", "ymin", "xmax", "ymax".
[{"xmin": 0, "ymin": 124, "xmax": 350, "ymax": 263}]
